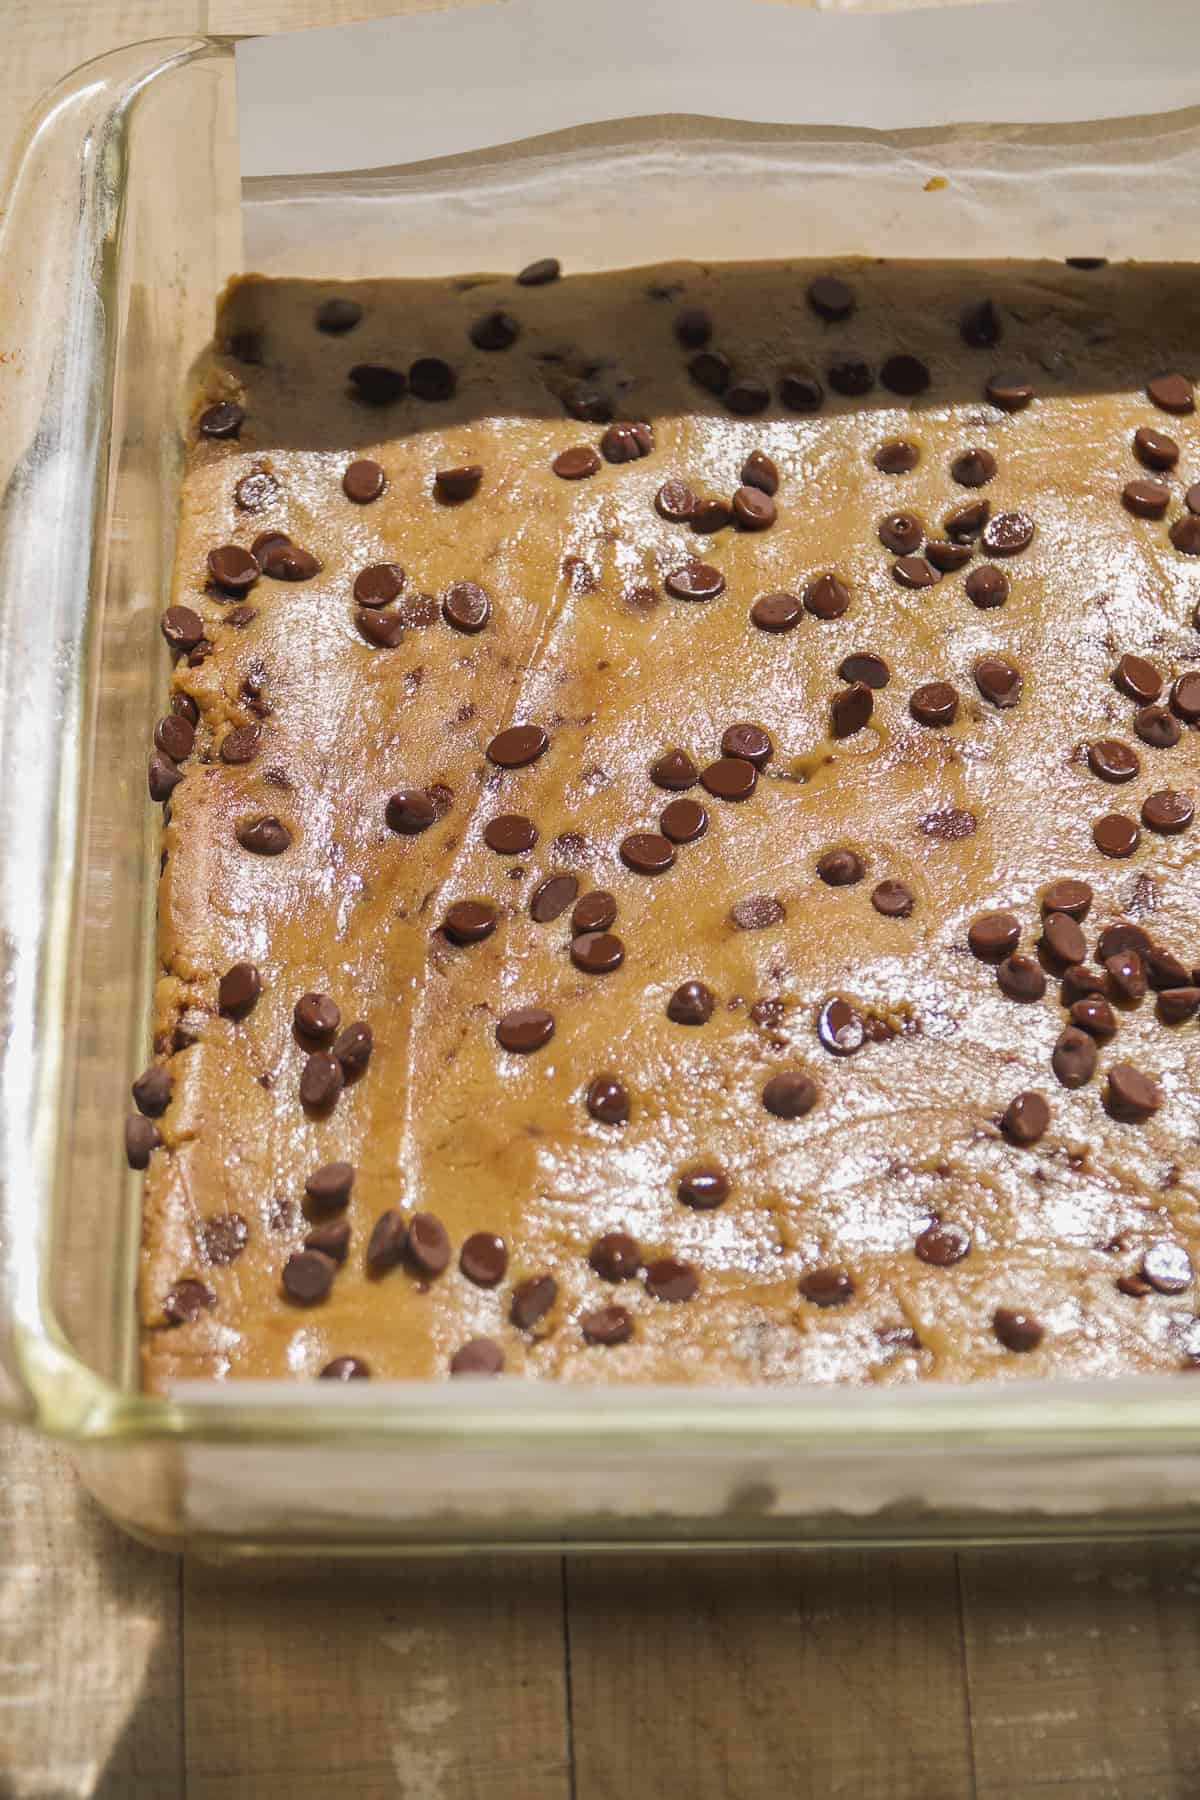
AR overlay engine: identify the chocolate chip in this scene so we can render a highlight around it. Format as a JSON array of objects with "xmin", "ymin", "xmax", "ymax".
[
  {"xmin": 688, "ymin": 350, "xmax": 732, "ymax": 395},
  {"xmin": 198, "ymin": 400, "xmax": 244, "ymax": 439},
  {"xmin": 674, "ymin": 306, "xmax": 711, "ymax": 349},
  {"xmin": 433, "ymin": 465, "xmax": 484, "ymax": 507},
  {"xmin": 762, "ymin": 1071, "xmax": 818, "ymax": 1119},
  {"xmin": 300, "ymin": 1053, "xmax": 343, "ymax": 1110},
  {"xmin": 342, "ymin": 459, "xmax": 386, "ymax": 504},
  {"xmin": 511, "ymin": 1273, "xmax": 557, "ymax": 1328},
  {"xmin": 517, "ymin": 256, "xmax": 560, "ymax": 286},
  {"xmin": 721, "ymin": 723, "xmax": 772, "ymax": 767},
  {"xmin": 804, "ymin": 573, "xmax": 850, "ymax": 620},
  {"xmin": 487, "ymin": 724, "xmax": 548, "ymax": 768},
  {"xmin": 835, "ymin": 657, "xmax": 888, "ymax": 696},
  {"xmin": 692, "ymin": 498, "xmax": 736, "ymax": 537},
  {"xmin": 1123, "ymin": 477, "xmax": 1171, "ymax": 519},
  {"xmin": 733, "ymin": 453, "xmax": 778, "ymax": 502},
  {"xmin": 1061, "ymin": 964, "xmax": 1105, "ymax": 1006},
  {"xmin": 439, "ymin": 581, "xmax": 491, "ymax": 635},
  {"xmin": 313, "ymin": 294, "xmax": 362, "ymax": 334},
  {"xmin": 1093, "ymin": 813, "xmax": 1140, "ymax": 858},
  {"xmin": 305, "ymin": 1219, "xmax": 350, "ymax": 1264},
  {"xmin": 909, "ymin": 682, "xmax": 958, "ymax": 727},
  {"xmin": 620, "ymin": 832, "xmax": 675, "ymax": 875},
  {"xmin": 1170, "ymin": 516, "xmax": 1200, "ymax": 555},
  {"xmin": 350, "ymin": 566, "xmax": 405, "ymax": 613},
  {"xmin": 148, "ymin": 752, "xmax": 182, "ymax": 802},
  {"xmin": 969, "ymin": 911, "xmax": 1021, "ymax": 961},
  {"xmin": 581, "ymin": 1304, "xmax": 633, "ymax": 1346},
  {"xmin": 831, "ymin": 680, "xmax": 877, "ymax": 738},
  {"xmin": 808, "ymin": 275, "xmax": 855, "ymax": 321},
  {"xmin": 451, "ymin": 1338, "xmax": 504, "ymax": 1376},
  {"xmin": 552, "ymin": 444, "xmax": 601, "ymax": 480},
  {"xmin": 732, "ymin": 485, "xmax": 775, "ymax": 530},
  {"xmin": 1040, "ymin": 879, "xmax": 1092, "ymax": 921},
  {"xmin": 925, "ymin": 539, "xmax": 972, "ymax": 573},
  {"xmin": 496, "ymin": 1007, "xmax": 554, "ymax": 1053},
  {"xmin": 973, "ymin": 655, "xmax": 1021, "ymax": 709},
  {"xmin": 306, "ymin": 1161, "xmax": 354, "ymax": 1207},
  {"xmin": 1001, "ymin": 1090, "xmax": 1050, "ymax": 1146},
  {"xmin": 1159, "ymin": 983, "xmax": 1200, "ymax": 1023},
  {"xmin": 945, "ymin": 500, "xmax": 991, "ymax": 543},
  {"xmin": 403, "ymin": 1211, "xmax": 450, "ymax": 1278},
  {"xmin": 585, "ymin": 1073, "xmax": 630, "ymax": 1125},
  {"xmin": 1147, "ymin": 372, "xmax": 1195, "ymax": 414},
  {"xmin": 590, "ymin": 1232, "xmax": 641, "ymax": 1281},
  {"xmin": 1141, "ymin": 1241, "xmax": 1191, "ymax": 1293},
  {"xmin": 982, "ymin": 512, "xmax": 1034, "ymax": 556},
  {"xmin": 985, "ymin": 373, "xmax": 1034, "ymax": 411},
  {"xmin": 656, "ymin": 479, "xmax": 698, "ymax": 523},
  {"xmin": 348, "ymin": 363, "xmax": 406, "ymax": 405},
  {"xmin": 1105, "ymin": 950, "xmax": 1148, "ymax": 1005},
  {"xmin": 443, "ymin": 900, "xmax": 498, "ymax": 946},
  {"xmin": 893, "ymin": 556, "xmax": 939, "ymax": 589},
  {"xmin": 162, "ymin": 1279, "xmax": 214, "ymax": 1325},
  {"xmin": 1172, "ymin": 672, "xmax": 1200, "ymax": 722},
  {"xmin": 665, "ymin": 562, "xmax": 725, "ymax": 602},
  {"xmin": 218, "ymin": 961, "xmax": 261, "ymax": 1016},
  {"xmin": 667, "ymin": 981, "xmax": 714, "ymax": 1025},
  {"xmin": 1088, "ymin": 737, "xmax": 1142, "ymax": 785},
  {"xmin": 827, "ymin": 356, "xmax": 873, "ymax": 397},
  {"xmin": 1135, "ymin": 701, "xmax": 1182, "ymax": 745},
  {"xmin": 645, "ymin": 1259, "xmax": 699, "ymax": 1303},
  {"xmin": 571, "ymin": 894, "xmax": 616, "ymax": 939},
  {"xmin": 224, "ymin": 605, "xmax": 256, "ymax": 628},
  {"xmin": 484, "ymin": 814, "xmax": 536, "ymax": 855},
  {"xmin": 915, "ymin": 1222, "xmax": 970, "ymax": 1267},
  {"xmin": 651, "ymin": 749, "xmax": 698, "ymax": 791},
  {"xmin": 1142, "ymin": 789, "xmax": 1194, "ymax": 834},
  {"xmin": 660, "ymin": 798, "xmax": 707, "ymax": 843},
  {"xmin": 817, "ymin": 847, "xmax": 865, "ymax": 887},
  {"xmin": 817, "ymin": 996, "xmax": 865, "ymax": 1056},
  {"xmin": 964, "ymin": 564, "xmax": 1008, "ymax": 609},
  {"xmin": 125, "ymin": 1113, "xmax": 162, "ymax": 1169},
  {"xmin": 1106, "ymin": 1063, "xmax": 1162, "ymax": 1123},
  {"xmin": 282, "ymin": 1248, "xmax": 336, "ymax": 1304},
  {"xmin": 260, "ymin": 540, "xmax": 319, "ymax": 581},
  {"xmin": 196, "ymin": 1213, "xmax": 248, "ymax": 1269},
  {"xmin": 236, "ymin": 815, "xmax": 291, "ymax": 855},
  {"xmin": 993, "ymin": 1307, "xmax": 1042, "ymax": 1352},
  {"xmin": 529, "ymin": 875, "xmax": 578, "ymax": 922},
  {"xmin": 997, "ymin": 955, "xmax": 1046, "ymax": 1002},
  {"xmin": 700, "ymin": 756, "xmax": 757, "ymax": 803},
  {"xmin": 1145, "ymin": 946, "xmax": 1190, "ymax": 991},
  {"xmin": 131, "ymin": 1064, "xmax": 172, "ymax": 1119},
  {"xmin": 207, "ymin": 544, "xmax": 258, "ymax": 595},
  {"xmin": 678, "ymin": 1165, "xmax": 731, "ymax": 1210},
  {"xmin": 470, "ymin": 310, "xmax": 518, "ymax": 351},
  {"xmin": 1096, "ymin": 923, "xmax": 1152, "ymax": 961},
  {"xmin": 386, "ymin": 790, "xmax": 437, "ymax": 835},
  {"xmin": 601, "ymin": 421, "xmax": 653, "ymax": 464},
  {"xmin": 881, "ymin": 353, "xmax": 930, "ymax": 396},
  {"xmin": 730, "ymin": 895, "xmax": 784, "ymax": 931},
  {"xmin": 559, "ymin": 386, "xmax": 611, "ymax": 429},
  {"xmin": 1041, "ymin": 912, "xmax": 1088, "ymax": 967},
  {"xmin": 454, "ymin": 1231, "xmax": 508, "ymax": 1289},
  {"xmin": 1052, "ymin": 1026, "xmax": 1098, "ymax": 1087},
  {"xmin": 1110, "ymin": 653, "xmax": 1162, "ymax": 705},
  {"xmin": 874, "ymin": 438, "xmax": 920, "ymax": 474},
  {"xmin": 367, "ymin": 1208, "xmax": 409, "ymax": 1271},
  {"xmin": 951, "ymin": 448, "xmax": 997, "ymax": 488},
  {"xmin": 1070, "ymin": 995, "xmax": 1117, "ymax": 1039},
  {"xmin": 293, "ymin": 994, "xmax": 340, "ymax": 1043},
  {"xmin": 332, "ymin": 1022, "xmax": 372, "ymax": 1076},
  {"xmin": 960, "ymin": 299, "xmax": 1001, "ymax": 348},
  {"xmin": 408, "ymin": 356, "xmax": 455, "ymax": 401},
  {"xmin": 879, "ymin": 511, "xmax": 923, "ymax": 555},
  {"xmin": 871, "ymin": 880, "xmax": 914, "ymax": 918},
  {"xmin": 321, "ymin": 1357, "xmax": 370, "ymax": 1381},
  {"xmin": 217, "ymin": 723, "xmax": 259, "ymax": 767},
  {"xmin": 234, "ymin": 471, "xmax": 278, "ymax": 514},
  {"xmin": 1134, "ymin": 426, "xmax": 1180, "ymax": 470},
  {"xmin": 799, "ymin": 1269, "xmax": 854, "ymax": 1307},
  {"xmin": 779, "ymin": 370, "xmax": 824, "ymax": 412},
  {"xmin": 570, "ymin": 930, "xmax": 625, "ymax": 974}
]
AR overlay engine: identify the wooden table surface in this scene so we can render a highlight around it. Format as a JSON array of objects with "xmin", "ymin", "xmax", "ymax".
[{"xmin": 4, "ymin": 4, "xmax": 1200, "ymax": 1795}]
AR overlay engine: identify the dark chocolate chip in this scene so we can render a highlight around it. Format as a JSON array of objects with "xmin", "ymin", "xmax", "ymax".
[
  {"xmin": 874, "ymin": 438, "xmax": 920, "ymax": 474},
  {"xmin": 1162, "ymin": 985, "xmax": 1200, "ymax": 1023},
  {"xmin": 974, "ymin": 656, "xmax": 1022, "ymax": 708},
  {"xmin": 517, "ymin": 257, "xmax": 560, "ymax": 286},
  {"xmin": 799, "ymin": 1269, "xmax": 854, "ymax": 1307},
  {"xmin": 803, "ymin": 573, "xmax": 850, "ymax": 619},
  {"xmin": 778, "ymin": 370, "xmax": 824, "ymax": 412},
  {"xmin": 985, "ymin": 373, "xmax": 1034, "ymax": 411},
  {"xmin": 960, "ymin": 299, "xmax": 1001, "ymax": 348},
  {"xmin": 234, "ymin": 471, "xmax": 279, "ymax": 514},
  {"xmin": 1001, "ymin": 1090, "xmax": 1050, "ymax": 1146},
  {"xmin": 571, "ymin": 931, "xmax": 625, "ymax": 974},
  {"xmin": 125, "ymin": 1113, "xmax": 162, "ymax": 1169},
  {"xmin": 529, "ymin": 874, "xmax": 578, "ymax": 922},
  {"xmin": 656, "ymin": 479, "xmax": 699, "ymax": 523},
  {"xmin": 881, "ymin": 353, "xmax": 930, "ymax": 396},
  {"xmin": 879, "ymin": 511, "xmax": 923, "ymax": 555},
  {"xmin": 220, "ymin": 724, "xmax": 262, "ymax": 765},
  {"xmin": 645, "ymin": 1258, "xmax": 699, "ymax": 1303},
  {"xmin": 1105, "ymin": 950, "xmax": 1148, "ymax": 1005},
  {"xmin": 132, "ymin": 1064, "xmax": 172, "ymax": 1118},
  {"xmin": 562, "ymin": 384, "xmax": 611, "ymax": 423},
  {"xmin": 294, "ymin": 993, "xmax": 340, "ymax": 1041},
  {"xmin": 444, "ymin": 900, "xmax": 497, "ymax": 945},
  {"xmin": 915, "ymin": 1222, "xmax": 970, "ymax": 1267},
  {"xmin": 762, "ymin": 1071, "xmax": 818, "ymax": 1119},
  {"xmin": 839, "ymin": 652, "xmax": 890, "ymax": 689},
  {"xmin": 993, "ymin": 1307, "xmax": 1042, "ymax": 1352},
  {"xmin": 408, "ymin": 356, "xmax": 456, "ymax": 401},
  {"xmin": 1134, "ymin": 706, "xmax": 1180, "ymax": 748},
  {"xmin": 162, "ymin": 1279, "xmax": 214, "ymax": 1325},
  {"xmin": 1070, "ymin": 995, "xmax": 1117, "ymax": 1039},
  {"xmin": 306, "ymin": 1161, "xmax": 354, "ymax": 1207},
  {"xmin": 321, "ymin": 1357, "xmax": 370, "ymax": 1381},
  {"xmin": 315, "ymin": 296, "xmax": 362, "ymax": 334},
  {"xmin": 1052, "ymin": 1026, "xmax": 1098, "ymax": 1087},
  {"xmin": 667, "ymin": 980, "xmax": 715, "ymax": 1025},
  {"xmin": 349, "ymin": 363, "xmax": 406, "ymax": 406},
  {"xmin": 552, "ymin": 445, "xmax": 601, "ymax": 480},
  {"xmin": 148, "ymin": 752, "xmax": 182, "ymax": 802},
  {"xmin": 740, "ymin": 450, "xmax": 780, "ymax": 496},
  {"xmin": 1041, "ymin": 912, "xmax": 1087, "ymax": 967},
  {"xmin": 688, "ymin": 350, "xmax": 732, "ymax": 395},
  {"xmin": 1170, "ymin": 515, "xmax": 1200, "ymax": 555},
  {"xmin": 300, "ymin": 1052, "xmax": 343, "ymax": 1110},
  {"xmin": 367, "ymin": 1209, "xmax": 408, "ymax": 1270},
  {"xmin": 925, "ymin": 539, "xmax": 972, "ymax": 573},
  {"xmin": 827, "ymin": 356, "xmax": 873, "ymax": 397},
  {"xmin": 1096, "ymin": 923, "xmax": 1152, "ymax": 961},
  {"xmin": 1062, "ymin": 964, "xmax": 1105, "ymax": 1006},
  {"xmin": 343, "ymin": 459, "xmax": 386, "ymax": 504},
  {"xmin": 1041, "ymin": 879, "xmax": 1092, "ymax": 920},
  {"xmin": 332, "ymin": 1022, "xmax": 372, "ymax": 1075},
  {"xmin": 386, "ymin": 790, "xmax": 437, "ymax": 834},
  {"xmin": 808, "ymin": 276, "xmax": 855, "ymax": 321},
  {"xmin": 590, "ymin": 1232, "xmax": 641, "ymax": 1281},
  {"xmin": 665, "ymin": 562, "xmax": 725, "ymax": 602},
  {"xmin": 817, "ymin": 847, "xmax": 865, "ymax": 887},
  {"xmin": 981, "ymin": 511, "xmax": 1035, "ymax": 556},
  {"xmin": 674, "ymin": 306, "xmax": 711, "ymax": 349},
  {"xmin": 202, "ymin": 1213, "xmax": 249, "ymax": 1265},
  {"xmin": 1147, "ymin": 373, "xmax": 1194, "ymax": 414},
  {"xmin": 732, "ymin": 485, "xmax": 775, "ymax": 530},
  {"xmin": 511, "ymin": 1274, "xmax": 557, "ymax": 1329},
  {"xmin": 1134, "ymin": 427, "xmax": 1180, "ymax": 470},
  {"xmin": 1142, "ymin": 789, "xmax": 1194, "ymax": 834},
  {"xmin": 485, "ymin": 814, "xmax": 537, "ymax": 855},
  {"xmin": 945, "ymin": 500, "xmax": 991, "ymax": 542},
  {"xmin": 488, "ymin": 724, "xmax": 549, "ymax": 768},
  {"xmin": 581, "ymin": 1304, "xmax": 633, "ymax": 1346},
  {"xmin": 721, "ymin": 723, "xmax": 772, "ymax": 767},
  {"xmin": 450, "ymin": 1338, "xmax": 504, "ymax": 1376},
  {"xmin": 460, "ymin": 1232, "xmax": 508, "ymax": 1286},
  {"xmin": 260, "ymin": 540, "xmax": 320, "ymax": 581},
  {"xmin": 574, "ymin": 891, "xmax": 617, "ymax": 934},
  {"xmin": 892, "ymin": 556, "xmax": 939, "ymax": 589},
  {"xmin": 496, "ymin": 1007, "xmax": 554, "ymax": 1053},
  {"xmin": 305, "ymin": 1219, "xmax": 350, "ymax": 1264},
  {"xmin": 620, "ymin": 832, "xmax": 675, "ymax": 875},
  {"xmin": 1093, "ymin": 813, "xmax": 1140, "ymax": 858},
  {"xmin": 1106, "ymin": 1063, "xmax": 1162, "ymax": 1123},
  {"xmin": 1123, "ymin": 478, "xmax": 1171, "ymax": 519},
  {"xmin": 964, "ymin": 564, "xmax": 1008, "ymax": 609},
  {"xmin": 207, "ymin": 544, "xmax": 259, "ymax": 595},
  {"xmin": 951, "ymin": 447, "xmax": 997, "ymax": 488},
  {"xmin": 442, "ymin": 581, "xmax": 492, "ymax": 635},
  {"xmin": 434, "ymin": 464, "xmax": 484, "ymax": 504},
  {"xmin": 198, "ymin": 400, "xmax": 244, "ymax": 439},
  {"xmin": 651, "ymin": 749, "xmax": 698, "ymax": 791},
  {"xmin": 677, "ymin": 1166, "xmax": 731, "ymax": 1210},
  {"xmin": 236, "ymin": 815, "xmax": 291, "ymax": 855},
  {"xmin": 729, "ymin": 895, "xmax": 784, "ymax": 931},
  {"xmin": 909, "ymin": 682, "xmax": 959, "ymax": 727},
  {"xmin": 406, "ymin": 1211, "xmax": 451, "ymax": 1277},
  {"xmin": 218, "ymin": 961, "xmax": 261, "ymax": 1017},
  {"xmin": 470, "ymin": 310, "xmax": 519, "ymax": 351},
  {"xmin": 601, "ymin": 421, "xmax": 653, "ymax": 464},
  {"xmin": 586, "ymin": 1074, "xmax": 630, "ymax": 1124},
  {"xmin": 997, "ymin": 955, "xmax": 1046, "ymax": 1003},
  {"xmin": 1145, "ymin": 946, "xmax": 1191, "ymax": 991},
  {"xmin": 968, "ymin": 911, "xmax": 1021, "ymax": 961},
  {"xmin": 660, "ymin": 798, "xmax": 707, "ymax": 843},
  {"xmin": 282, "ymin": 1249, "xmax": 336, "ymax": 1304},
  {"xmin": 871, "ymin": 880, "xmax": 914, "ymax": 918}
]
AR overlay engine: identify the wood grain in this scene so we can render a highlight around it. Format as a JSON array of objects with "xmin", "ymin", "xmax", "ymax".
[{"xmin": 5, "ymin": 7, "xmax": 1200, "ymax": 1800}]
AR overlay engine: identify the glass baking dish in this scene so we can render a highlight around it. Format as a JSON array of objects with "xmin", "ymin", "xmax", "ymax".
[{"xmin": 3, "ymin": 33, "xmax": 1200, "ymax": 1554}]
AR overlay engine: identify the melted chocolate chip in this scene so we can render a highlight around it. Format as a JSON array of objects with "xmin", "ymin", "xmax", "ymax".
[
  {"xmin": 729, "ymin": 895, "xmax": 784, "ymax": 931},
  {"xmin": 1134, "ymin": 705, "xmax": 1181, "ymax": 749}
]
